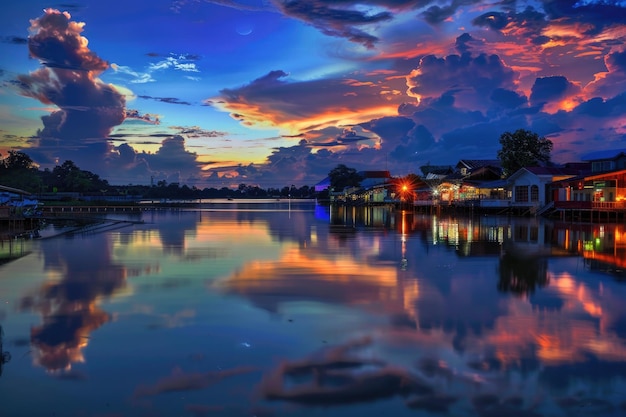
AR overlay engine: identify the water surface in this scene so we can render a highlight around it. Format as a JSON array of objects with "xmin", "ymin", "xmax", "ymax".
[{"xmin": 1, "ymin": 202, "xmax": 626, "ymax": 416}]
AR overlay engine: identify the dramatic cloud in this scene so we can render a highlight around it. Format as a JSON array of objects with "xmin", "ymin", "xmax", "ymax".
[
  {"xmin": 125, "ymin": 109, "xmax": 160, "ymax": 124},
  {"xmin": 1, "ymin": 36, "xmax": 28, "ymax": 44},
  {"xmin": 137, "ymin": 95, "xmax": 192, "ymax": 106},
  {"xmin": 530, "ymin": 75, "xmax": 582, "ymax": 111},
  {"xmin": 4, "ymin": 0, "xmax": 626, "ymax": 188},
  {"xmin": 210, "ymin": 70, "xmax": 404, "ymax": 133},
  {"xmin": 489, "ymin": 88, "xmax": 528, "ymax": 110},
  {"xmin": 407, "ymin": 50, "xmax": 517, "ymax": 106},
  {"xmin": 137, "ymin": 135, "xmax": 202, "ymax": 183},
  {"xmin": 586, "ymin": 49, "xmax": 626, "ymax": 99},
  {"xmin": 15, "ymin": 9, "xmax": 125, "ymax": 170},
  {"xmin": 274, "ymin": 1, "xmax": 393, "ymax": 49}
]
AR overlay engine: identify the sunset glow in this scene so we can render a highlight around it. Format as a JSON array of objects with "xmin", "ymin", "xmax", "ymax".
[{"xmin": 0, "ymin": 1, "xmax": 624, "ymax": 187}]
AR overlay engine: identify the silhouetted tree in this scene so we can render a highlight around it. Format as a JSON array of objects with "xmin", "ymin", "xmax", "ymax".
[
  {"xmin": 2, "ymin": 150, "xmax": 37, "ymax": 170},
  {"xmin": 0, "ymin": 151, "xmax": 42, "ymax": 192},
  {"xmin": 497, "ymin": 129, "xmax": 553, "ymax": 177},
  {"xmin": 328, "ymin": 164, "xmax": 363, "ymax": 190},
  {"xmin": 50, "ymin": 160, "xmax": 109, "ymax": 192}
]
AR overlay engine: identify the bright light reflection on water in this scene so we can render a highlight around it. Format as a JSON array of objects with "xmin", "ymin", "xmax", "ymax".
[{"xmin": 1, "ymin": 202, "xmax": 626, "ymax": 416}]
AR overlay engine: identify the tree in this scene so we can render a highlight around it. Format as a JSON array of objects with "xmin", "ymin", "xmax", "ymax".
[
  {"xmin": 497, "ymin": 129, "xmax": 553, "ymax": 177},
  {"xmin": 1, "ymin": 151, "xmax": 37, "ymax": 170},
  {"xmin": 0, "ymin": 151, "xmax": 42, "ymax": 193},
  {"xmin": 328, "ymin": 164, "xmax": 363, "ymax": 190},
  {"xmin": 50, "ymin": 160, "xmax": 110, "ymax": 192}
]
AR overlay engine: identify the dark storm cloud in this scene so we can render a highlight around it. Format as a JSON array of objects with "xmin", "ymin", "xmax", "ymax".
[
  {"xmin": 529, "ymin": 75, "xmax": 580, "ymax": 107},
  {"xmin": 388, "ymin": 124, "xmax": 436, "ymax": 162},
  {"xmin": 12, "ymin": 9, "xmax": 206, "ymax": 186},
  {"xmin": 421, "ymin": 4, "xmax": 456, "ymax": 24},
  {"xmin": 15, "ymin": 9, "xmax": 125, "ymax": 172},
  {"xmin": 175, "ymin": 126, "xmax": 228, "ymax": 137},
  {"xmin": 410, "ymin": 92, "xmax": 487, "ymax": 136},
  {"xmin": 360, "ymin": 116, "xmax": 415, "ymax": 141},
  {"xmin": 1, "ymin": 36, "xmax": 28, "ymax": 44},
  {"xmin": 201, "ymin": 133, "xmax": 381, "ymax": 187},
  {"xmin": 146, "ymin": 52, "xmax": 201, "ymax": 60},
  {"xmin": 471, "ymin": 11, "xmax": 508, "ymax": 30},
  {"xmin": 574, "ymin": 92, "xmax": 626, "ymax": 118},
  {"xmin": 125, "ymin": 109, "xmax": 160, "ymax": 124},
  {"xmin": 471, "ymin": 1, "xmax": 626, "ymax": 49},
  {"xmin": 212, "ymin": 69, "xmax": 405, "ymax": 132},
  {"xmin": 137, "ymin": 95, "xmax": 192, "ymax": 105},
  {"xmin": 274, "ymin": 0, "xmax": 498, "ymax": 46},
  {"xmin": 471, "ymin": 5, "xmax": 549, "ymax": 45},
  {"xmin": 587, "ymin": 49, "xmax": 626, "ymax": 98},
  {"xmin": 309, "ymin": 129, "xmax": 372, "ymax": 147},
  {"xmin": 540, "ymin": 0, "xmax": 626, "ymax": 34},
  {"xmin": 609, "ymin": 49, "xmax": 626, "ymax": 70},
  {"xmin": 358, "ymin": 115, "xmax": 435, "ymax": 162},
  {"xmin": 420, "ymin": 0, "xmax": 485, "ymax": 24},
  {"xmin": 490, "ymin": 88, "xmax": 527, "ymax": 110},
  {"xmin": 275, "ymin": 0, "xmax": 393, "ymax": 48},
  {"xmin": 438, "ymin": 114, "xmax": 528, "ymax": 156},
  {"xmin": 53, "ymin": 3, "xmax": 85, "ymax": 12},
  {"xmin": 407, "ymin": 50, "xmax": 517, "ymax": 100},
  {"xmin": 139, "ymin": 135, "xmax": 200, "ymax": 174},
  {"xmin": 26, "ymin": 10, "xmax": 109, "ymax": 72},
  {"xmin": 455, "ymin": 32, "xmax": 482, "ymax": 54}
]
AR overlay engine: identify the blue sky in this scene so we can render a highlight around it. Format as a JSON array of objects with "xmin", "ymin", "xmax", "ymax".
[{"xmin": 1, "ymin": 0, "xmax": 626, "ymax": 188}]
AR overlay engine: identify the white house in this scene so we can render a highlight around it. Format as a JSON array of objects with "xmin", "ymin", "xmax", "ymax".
[{"xmin": 507, "ymin": 167, "xmax": 578, "ymax": 211}]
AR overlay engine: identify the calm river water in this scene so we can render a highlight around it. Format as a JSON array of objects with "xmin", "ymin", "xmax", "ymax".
[{"xmin": 1, "ymin": 201, "xmax": 626, "ymax": 417}]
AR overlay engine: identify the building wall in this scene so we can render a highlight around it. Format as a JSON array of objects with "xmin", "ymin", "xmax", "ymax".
[{"xmin": 509, "ymin": 171, "xmax": 550, "ymax": 207}]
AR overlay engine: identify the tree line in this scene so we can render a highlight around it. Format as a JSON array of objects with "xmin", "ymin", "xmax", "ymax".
[
  {"xmin": 0, "ymin": 151, "xmax": 317, "ymax": 199},
  {"xmin": 1, "ymin": 129, "xmax": 552, "ymax": 199}
]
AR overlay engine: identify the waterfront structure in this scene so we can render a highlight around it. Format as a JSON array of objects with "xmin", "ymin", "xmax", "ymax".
[
  {"xmin": 0, "ymin": 184, "xmax": 41, "ymax": 238},
  {"xmin": 324, "ymin": 150, "xmax": 626, "ymax": 221},
  {"xmin": 506, "ymin": 166, "xmax": 579, "ymax": 214},
  {"xmin": 329, "ymin": 171, "xmax": 392, "ymax": 205},
  {"xmin": 0, "ymin": 184, "xmax": 36, "ymax": 211},
  {"xmin": 582, "ymin": 148, "xmax": 626, "ymax": 173},
  {"xmin": 549, "ymin": 168, "xmax": 626, "ymax": 221}
]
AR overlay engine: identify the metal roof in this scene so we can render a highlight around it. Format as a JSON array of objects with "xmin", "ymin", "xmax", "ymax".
[
  {"xmin": 580, "ymin": 148, "xmax": 626, "ymax": 161},
  {"xmin": 0, "ymin": 184, "xmax": 31, "ymax": 196}
]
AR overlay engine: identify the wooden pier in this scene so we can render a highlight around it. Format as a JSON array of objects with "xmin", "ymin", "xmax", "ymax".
[
  {"xmin": 553, "ymin": 201, "xmax": 626, "ymax": 222},
  {"xmin": 40, "ymin": 205, "xmax": 143, "ymax": 216}
]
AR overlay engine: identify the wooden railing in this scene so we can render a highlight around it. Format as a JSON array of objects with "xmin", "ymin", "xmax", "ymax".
[{"xmin": 554, "ymin": 201, "xmax": 626, "ymax": 210}]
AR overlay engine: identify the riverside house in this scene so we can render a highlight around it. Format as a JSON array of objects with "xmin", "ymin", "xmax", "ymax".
[{"xmin": 327, "ymin": 150, "xmax": 626, "ymax": 221}]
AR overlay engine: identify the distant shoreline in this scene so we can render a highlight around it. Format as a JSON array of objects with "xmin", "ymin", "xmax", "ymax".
[{"xmin": 137, "ymin": 198, "xmax": 319, "ymax": 205}]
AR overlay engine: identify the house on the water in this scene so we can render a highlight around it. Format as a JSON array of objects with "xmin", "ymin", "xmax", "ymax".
[{"xmin": 506, "ymin": 166, "xmax": 580, "ymax": 214}]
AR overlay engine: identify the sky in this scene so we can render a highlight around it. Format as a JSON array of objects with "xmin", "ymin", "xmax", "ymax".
[{"xmin": 1, "ymin": 0, "xmax": 626, "ymax": 189}]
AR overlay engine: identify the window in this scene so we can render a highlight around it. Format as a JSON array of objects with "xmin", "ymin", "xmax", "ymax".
[
  {"xmin": 531, "ymin": 185, "xmax": 539, "ymax": 202},
  {"xmin": 603, "ymin": 161, "xmax": 615, "ymax": 171},
  {"xmin": 515, "ymin": 186, "xmax": 528, "ymax": 202}
]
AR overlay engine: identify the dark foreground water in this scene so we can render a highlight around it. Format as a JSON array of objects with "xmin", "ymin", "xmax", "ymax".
[{"xmin": 1, "ymin": 201, "xmax": 626, "ymax": 417}]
